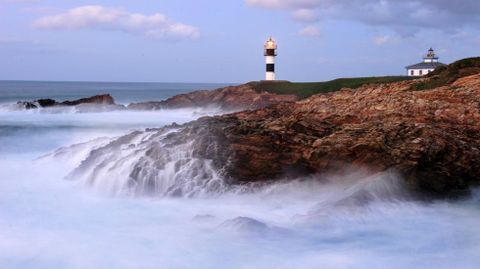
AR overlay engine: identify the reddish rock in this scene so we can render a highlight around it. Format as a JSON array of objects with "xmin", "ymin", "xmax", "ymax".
[
  {"xmin": 128, "ymin": 84, "xmax": 298, "ymax": 111},
  {"xmin": 60, "ymin": 94, "xmax": 114, "ymax": 106},
  {"xmin": 168, "ymin": 73, "xmax": 480, "ymax": 197}
]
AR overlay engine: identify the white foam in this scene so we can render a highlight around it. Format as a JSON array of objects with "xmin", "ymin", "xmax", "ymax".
[{"xmin": 1, "ymin": 109, "xmax": 480, "ymax": 269}]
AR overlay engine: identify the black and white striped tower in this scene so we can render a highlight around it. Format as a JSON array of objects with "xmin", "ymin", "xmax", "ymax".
[{"xmin": 264, "ymin": 37, "xmax": 277, "ymax": 81}]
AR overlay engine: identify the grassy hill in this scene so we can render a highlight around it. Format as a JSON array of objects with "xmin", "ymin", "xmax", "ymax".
[
  {"xmin": 411, "ymin": 57, "xmax": 480, "ymax": 91},
  {"xmin": 247, "ymin": 58, "xmax": 480, "ymax": 98},
  {"xmin": 248, "ymin": 76, "xmax": 414, "ymax": 99}
]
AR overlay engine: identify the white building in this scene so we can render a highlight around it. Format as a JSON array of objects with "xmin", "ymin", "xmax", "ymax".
[
  {"xmin": 264, "ymin": 37, "xmax": 277, "ymax": 81},
  {"xmin": 406, "ymin": 48, "xmax": 447, "ymax": 77}
]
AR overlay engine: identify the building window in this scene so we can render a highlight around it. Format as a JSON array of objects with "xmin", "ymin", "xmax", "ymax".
[
  {"xmin": 419, "ymin": 70, "xmax": 423, "ymax": 75},
  {"xmin": 410, "ymin": 70, "xmax": 414, "ymax": 76},
  {"xmin": 266, "ymin": 64, "xmax": 275, "ymax": 72}
]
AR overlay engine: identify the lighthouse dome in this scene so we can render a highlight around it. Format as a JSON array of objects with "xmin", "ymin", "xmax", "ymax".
[{"xmin": 264, "ymin": 37, "xmax": 277, "ymax": 49}]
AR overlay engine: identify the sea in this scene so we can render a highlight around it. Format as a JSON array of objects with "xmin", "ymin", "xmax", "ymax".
[{"xmin": 0, "ymin": 80, "xmax": 479, "ymax": 269}]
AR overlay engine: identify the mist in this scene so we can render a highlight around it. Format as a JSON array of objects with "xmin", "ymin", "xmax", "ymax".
[{"xmin": 1, "ymin": 108, "xmax": 480, "ymax": 269}]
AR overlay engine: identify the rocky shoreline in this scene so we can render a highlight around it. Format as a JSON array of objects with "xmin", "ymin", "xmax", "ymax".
[
  {"xmin": 16, "ymin": 84, "xmax": 297, "ymax": 112},
  {"xmin": 171, "ymin": 73, "xmax": 480, "ymax": 197},
  {"xmin": 145, "ymin": 58, "xmax": 480, "ymax": 197},
  {"xmin": 18, "ymin": 58, "xmax": 480, "ymax": 198},
  {"xmin": 128, "ymin": 84, "xmax": 298, "ymax": 111}
]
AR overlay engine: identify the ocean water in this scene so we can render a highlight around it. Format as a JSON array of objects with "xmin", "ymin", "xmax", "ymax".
[
  {"xmin": 1, "ymin": 81, "xmax": 479, "ymax": 269},
  {"xmin": 0, "ymin": 80, "xmax": 231, "ymax": 104}
]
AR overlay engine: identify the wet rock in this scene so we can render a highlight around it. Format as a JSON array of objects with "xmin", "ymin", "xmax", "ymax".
[
  {"xmin": 17, "ymin": 85, "xmax": 296, "ymax": 112},
  {"xmin": 17, "ymin": 101, "xmax": 38, "ymax": 109},
  {"xmin": 165, "ymin": 72, "xmax": 480, "ymax": 198},
  {"xmin": 60, "ymin": 94, "xmax": 114, "ymax": 106},
  {"xmin": 218, "ymin": 217, "xmax": 270, "ymax": 235},
  {"xmin": 334, "ymin": 189, "xmax": 375, "ymax": 207},
  {"xmin": 128, "ymin": 84, "xmax": 298, "ymax": 111},
  {"xmin": 218, "ymin": 216, "xmax": 292, "ymax": 237},
  {"xmin": 37, "ymin": 99, "xmax": 57, "ymax": 107},
  {"xmin": 17, "ymin": 94, "xmax": 116, "ymax": 109}
]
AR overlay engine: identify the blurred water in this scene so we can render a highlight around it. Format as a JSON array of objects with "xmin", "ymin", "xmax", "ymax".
[
  {"xmin": 0, "ymin": 80, "xmax": 231, "ymax": 105},
  {"xmin": 0, "ymin": 82, "xmax": 479, "ymax": 269}
]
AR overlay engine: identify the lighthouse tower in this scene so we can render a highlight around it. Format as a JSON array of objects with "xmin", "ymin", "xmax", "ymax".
[{"xmin": 264, "ymin": 37, "xmax": 277, "ymax": 81}]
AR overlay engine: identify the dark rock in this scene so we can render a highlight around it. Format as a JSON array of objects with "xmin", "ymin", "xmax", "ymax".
[
  {"xmin": 17, "ymin": 94, "xmax": 116, "ymax": 109},
  {"xmin": 37, "ymin": 99, "xmax": 58, "ymax": 107}
]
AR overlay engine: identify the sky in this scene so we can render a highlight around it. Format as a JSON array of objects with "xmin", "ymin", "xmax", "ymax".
[{"xmin": 0, "ymin": 0, "xmax": 479, "ymax": 83}]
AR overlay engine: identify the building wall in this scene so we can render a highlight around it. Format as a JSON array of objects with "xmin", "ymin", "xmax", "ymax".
[
  {"xmin": 265, "ymin": 72, "xmax": 275, "ymax": 80},
  {"xmin": 265, "ymin": 55, "xmax": 275, "ymax": 80},
  {"xmin": 407, "ymin": 68, "xmax": 434, "ymax": 77},
  {"xmin": 265, "ymin": 56, "xmax": 275, "ymax": 64}
]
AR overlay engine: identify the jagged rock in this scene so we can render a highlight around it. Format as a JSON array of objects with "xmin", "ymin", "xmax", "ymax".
[
  {"xmin": 60, "ymin": 94, "xmax": 114, "ymax": 106},
  {"xmin": 160, "ymin": 72, "xmax": 480, "ymax": 198},
  {"xmin": 37, "ymin": 58, "xmax": 480, "ymax": 198},
  {"xmin": 17, "ymin": 94, "xmax": 115, "ymax": 109},
  {"xmin": 16, "ymin": 85, "xmax": 295, "ymax": 112},
  {"xmin": 128, "ymin": 84, "xmax": 298, "ymax": 111},
  {"xmin": 37, "ymin": 99, "xmax": 57, "ymax": 107}
]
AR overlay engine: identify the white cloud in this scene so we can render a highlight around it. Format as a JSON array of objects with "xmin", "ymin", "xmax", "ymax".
[
  {"xmin": 373, "ymin": 35, "xmax": 398, "ymax": 46},
  {"xmin": 292, "ymin": 8, "xmax": 318, "ymax": 22},
  {"xmin": 298, "ymin": 25, "xmax": 320, "ymax": 37},
  {"xmin": 32, "ymin": 5, "xmax": 200, "ymax": 41}
]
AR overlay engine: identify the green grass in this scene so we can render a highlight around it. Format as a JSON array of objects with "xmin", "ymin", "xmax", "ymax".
[
  {"xmin": 411, "ymin": 57, "xmax": 480, "ymax": 91},
  {"xmin": 248, "ymin": 76, "xmax": 413, "ymax": 99},
  {"xmin": 247, "ymin": 57, "xmax": 480, "ymax": 98}
]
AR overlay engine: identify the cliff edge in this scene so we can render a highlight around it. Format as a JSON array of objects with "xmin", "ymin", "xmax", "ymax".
[{"xmin": 164, "ymin": 58, "xmax": 480, "ymax": 197}]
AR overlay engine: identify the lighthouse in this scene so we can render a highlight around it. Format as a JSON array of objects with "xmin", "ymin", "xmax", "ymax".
[
  {"xmin": 264, "ymin": 37, "xmax": 277, "ymax": 81},
  {"xmin": 406, "ymin": 48, "xmax": 447, "ymax": 76}
]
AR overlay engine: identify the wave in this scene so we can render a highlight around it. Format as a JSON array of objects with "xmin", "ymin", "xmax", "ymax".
[
  {"xmin": 48, "ymin": 123, "xmax": 417, "ymax": 205},
  {"xmin": 0, "ymin": 101, "xmax": 225, "ymax": 115},
  {"xmin": 62, "ymin": 127, "xmax": 227, "ymax": 197}
]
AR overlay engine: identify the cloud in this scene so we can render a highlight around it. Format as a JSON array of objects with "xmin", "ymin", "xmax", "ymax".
[
  {"xmin": 246, "ymin": 0, "xmax": 480, "ymax": 34},
  {"xmin": 373, "ymin": 35, "xmax": 398, "ymax": 46},
  {"xmin": 298, "ymin": 25, "xmax": 320, "ymax": 37},
  {"xmin": 32, "ymin": 5, "xmax": 200, "ymax": 41},
  {"xmin": 292, "ymin": 8, "xmax": 318, "ymax": 22}
]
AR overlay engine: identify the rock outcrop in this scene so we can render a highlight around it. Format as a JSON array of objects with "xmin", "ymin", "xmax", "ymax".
[
  {"xmin": 127, "ymin": 84, "xmax": 298, "ymax": 111},
  {"xmin": 18, "ymin": 94, "xmax": 115, "ymax": 109},
  {"xmin": 159, "ymin": 71, "xmax": 480, "ymax": 197},
  {"xmin": 15, "ymin": 85, "xmax": 297, "ymax": 112},
  {"xmin": 20, "ymin": 58, "xmax": 480, "ymax": 198}
]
